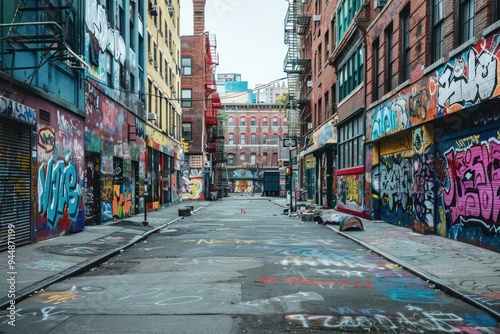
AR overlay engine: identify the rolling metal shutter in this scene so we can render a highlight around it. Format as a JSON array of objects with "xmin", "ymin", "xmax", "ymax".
[{"xmin": 0, "ymin": 117, "xmax": 33, "ymax": 250}]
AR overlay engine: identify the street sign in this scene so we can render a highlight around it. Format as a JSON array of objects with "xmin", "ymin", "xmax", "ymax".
[{"xmin": 283, "ymin": 138, "xmax": 297, "ymax": 148}]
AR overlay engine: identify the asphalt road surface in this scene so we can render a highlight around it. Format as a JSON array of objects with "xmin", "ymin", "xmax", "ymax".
[{"xmin": 2, "ymin": 197, "xmax": 499, "ymax": 333}]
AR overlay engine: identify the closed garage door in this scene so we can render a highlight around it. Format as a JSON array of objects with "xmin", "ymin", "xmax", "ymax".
[{"xmin": 0, "ymin": 117, "xmax": 32, "ymax": 250}]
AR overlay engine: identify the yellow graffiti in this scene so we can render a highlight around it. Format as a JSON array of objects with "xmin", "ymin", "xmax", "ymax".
[
  {"xmin": 34, "ymin": 291, "xmax": 85, "ymax": 305},
  {"xmin": 346, "ymin": 176, "xmax": 359, "ymax": 203},
  {"xmin": 455, "ymin": 134, "xmax": 480, "ymax": 148}
]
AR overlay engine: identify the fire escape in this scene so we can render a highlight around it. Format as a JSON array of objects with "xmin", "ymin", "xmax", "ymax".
[
  {"xmin": 283, "ymin": 0, "xmax": 311, "ymax": 139},
  {"xmin": 0, "ymin": 0, "xmax": 85, "ymax": 77},
  {"xmin": 205, "ymin": 34, "xmax": 219, "ymax": 126}
]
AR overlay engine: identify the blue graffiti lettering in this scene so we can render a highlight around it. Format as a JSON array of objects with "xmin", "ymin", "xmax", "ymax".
[{"xmin": 39, "ymin": 157, "xmax": 80, "ymax": 230}]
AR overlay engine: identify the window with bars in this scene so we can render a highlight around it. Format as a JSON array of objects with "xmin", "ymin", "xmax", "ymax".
[
  {"xmin": 338, "ymin": 114, "xmax": 364, "ymax": 169},
  {"xmin": 338, "ymin": 46, "xmax": 364, "ymax": 101}
]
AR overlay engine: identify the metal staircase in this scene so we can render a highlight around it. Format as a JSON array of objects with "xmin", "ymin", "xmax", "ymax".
[
  {"xmin": 0, "ymin": 0, "xmax": 80, "ymax": 72},
  {"xmin": 283, "ymin": 0, "xmax": 311, "ymax": 138}
]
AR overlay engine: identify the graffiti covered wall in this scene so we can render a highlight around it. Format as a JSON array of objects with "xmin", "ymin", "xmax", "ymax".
[
  {"xmin": 84, "ymin": 82, "xmax": 145, "ymax": 223},
  {"xmin": 181, "ymin": 161, "xmax": 204, "ymax": 200},
  {"xmin": 337, "ymin": 171, "xmax": 364, "ymax": 214},
  {"xmin": 368, "ymin": 34, "xmax": 500, "ymax": 143},
  {"xmin": 435, "ymin": 128, "xmax": 500, "ymax": 251},
  {"xmin": 37, "ymin": 109, "xmax": 85, "ymax": 240}
]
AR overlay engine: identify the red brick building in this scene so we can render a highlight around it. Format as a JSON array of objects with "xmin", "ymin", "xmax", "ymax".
[
  {"xmin": 223, "ymin": 103, "xmax": 288, "ymax": 194},
  {"xmin": 180, "ymin": 0, "xmax": 221, "ymax": 200}
]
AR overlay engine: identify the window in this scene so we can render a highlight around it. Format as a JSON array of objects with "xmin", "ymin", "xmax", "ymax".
[
  {"xmin": 495, "ymin": 0, "xmax": 500, "ymax": 22},
  {"xmin": 324, "ymin": 92, "xmax": 329, "ymax": 122},
  {"xmin": 385, "ymin": 24, "xmax": 393, "ymax": 93},
  {"xmin": 228, "ymin": 116, "xmax": 234, "ymax": 126},
  {"xmin": 338, "ymin": 46, "xmax": 364, "ymax": 101},
  {"xmin": 182, "ymin": 123, "xmax": 192, "ymax": 141},
  {"xmin": 400, "ymin": 6, "xmax": 410, "ymax": 83},
  {"xmin": 262, "ymin": 134, "xmax": 268, "ymax": 144},
  {"xmin": 431, "ymin": 0, "xmax": 444, "ymax": 63},
  {"xmin": 228, "ymin": 154, "xmax": 235, "ymax": 166},
  {"xmin": 458, "ymin": 0, "xmax": 474, "ymax": 45},
  {"xmin": 262, "ymin": 153, "xmax": 268, "ymax": 165},
  {"xmin": 240, "ymin": 153, "xmax": 246, "ymax": 162},
  {"xmin": 318, "ymin": 98, "xmax": 323, "ymax": 124},
  {"xmin": 240, "ymin": 117, "xmax": 246, "ymax": 126},
  {"xmin": 272, "ymin": 117, "xmax": 278, "ymax": 126},
  {"xmin": 372, "ymin": 38, "xmax": 380, "ymax": 101},
  {"xmin": 181, "ymin": 89, "xmax": 192, "ymax": 108},
  {"xmin": 251, "ymin": 133, "xmax": 257, "ymax": 144},
  {"xmin": 251, "ymin": 153, "xmax": 256, "ymax": 165},
  {"xmin": 318, "ymin": 43, "xmax": 322, "ymax": 73},
  {"xmin": 181, "ymin": 56, "xmax": 192, "ymax": 75},
  {"xmin": 240, "ymin": 133, "xmax": 246, "ymax": 145},
  {"xmin": 228, "ymin": 133, "xmax": 234, "ymax": 144},
  {"xmin": 325, "ymin": 31, "xmax": 330, "ymax": 59},
  {"xmin": 336, "ymin": 0, "xmax": 363, "ymax": 44},
  {"xmin": 338, "ymin": 114, "xmax": 364, "ymax": 169},
  {"xmin": 263, "ymin": 117, "xmax": 268, "ymax": 126},
  {"xmin": 250, "ymin": 117, "xmax": 256, "ymax": 126}
]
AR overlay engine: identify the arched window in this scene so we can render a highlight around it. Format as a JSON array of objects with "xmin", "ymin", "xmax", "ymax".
[
  {"xmin": 250, "ymin": 117, "xmax": 256, "ymax": 126},
  {"xmin": 262, "ymin": 134, "xmax": 268, "ymax": 144},
  {"xmin": 240, "ymin": 117, "xmax": 246, "ymax": 126},
  {"xmin": 272, "ymin": 133, "xmax": 279, "ymax": 141},
  {"xmin": 262, "ymin": 152, "xmax": 268, "ymax": 165},
  {"xmin": 262, "ymin": 117, "xmax": 268, "ymax": 126},
  {"xmin": 272, "ymin": 117, "xmax": 278, "ymax": 126},
  {"xmin": 228, "ymin": 133, "xmax": 234, "ymax": 145},
  {"xmin": 283, "ymin": 117, "xmax": 288, "ymax": 126},
  {"xmin": 240, "ymin": 133, "xmax": 246, "ymax": 145},
  {"xmin": 251, "ymin": 133, "xmax": 257, "ymax": 144},
  {"xmin": 251, "ymin": 153, "xmax": 256, "ymax": 165},
  {"xmin": 240, "ymin": 153, "xmax": 246, "ymax": 163},
  {"xmin": 228, "ymin": 116, "xmax": 234, "ymax": 126}
]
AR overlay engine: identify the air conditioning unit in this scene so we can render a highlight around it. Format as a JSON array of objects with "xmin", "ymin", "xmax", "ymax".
[
  {"xmin": 148, "ymin": 113, "xmax": 157, "ymax": 121},
  {"xmin": 307, "ymin": 80, "xmax": 313, "ymax": 87},
  {"xmin": 313, "ymin": 15, "xmax": 321, "ymax": 21},
  {"xmin": 374, "ymin": 0, "xmax": 387, "ymax": 9},
  {"xmin": 149, "ymin": 5, "xmax": 158, "ymax": 16}
]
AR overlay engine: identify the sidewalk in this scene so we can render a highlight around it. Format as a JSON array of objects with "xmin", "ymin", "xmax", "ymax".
[
  {"xmin": 317, "ymin": 210, "xmax": 500, "ymax": 321},
  {"xmin": 0, "ymin": 200, "xmax": 211, "ymax": 310},
  {"xmin": 1, "ymin": 196, "xmax": 500, "ymax": 321}
]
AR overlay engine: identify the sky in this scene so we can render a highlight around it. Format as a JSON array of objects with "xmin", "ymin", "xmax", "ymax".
[{"xmin": 180, "ymin": 0, "xmax": 289, "ymax": 89}]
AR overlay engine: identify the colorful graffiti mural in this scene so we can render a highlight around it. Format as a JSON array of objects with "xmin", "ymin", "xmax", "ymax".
[
  {"xmin": 181, "ymin": 162, "xmax": 204, "ymax": 200},
  {"xmin": 412, "ymin": 126, "xmax": 435, "ymax": 234},
  {"xmin": 337, "ymin": 173, "xmax": 364, "ymax": 213},
  {"xmin": 37, "ymin": 154, "xmax": 84, "ymax": 236},
  {"xmin": 435, "ymin": 129, "xmax": 500, "ymax": 251}
]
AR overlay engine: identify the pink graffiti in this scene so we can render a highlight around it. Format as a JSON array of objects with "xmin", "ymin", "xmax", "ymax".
[
  {"xmin": 258, "ymin": 276, "xmax": 372, "ymax": 288},
  {"xmin": 443, "ymin": 140, "xmax": 500, "ymax": 225}
]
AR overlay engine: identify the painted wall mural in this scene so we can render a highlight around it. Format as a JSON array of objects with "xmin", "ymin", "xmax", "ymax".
[
  {"xmin": 435, "ymin": 128, "xmax": 500, "ymax": 252},
  {"xmin": 37, "ymin": 110, "xmax": 85, "ymax": 240},
  {"xmin": 84, "ymin": 83, "xmax": 145, "ymax": 223},
  {"xmin": 181, "ymin": 162, "xmax": 204, "ymax": 200},
  {"xmin": 412, "ymin": 126, "xmax": 435, "ymax": 234},
  {"xmin": 368, "ymin": 34, "xmax": 500, "ymax": 142},
  {"xmin": 337, "ymin": 173, "xmax": 364, "ymax": 213},
  {"xmin": 372, "ymin": 132, "xmax": 414, "ymax": 227}
]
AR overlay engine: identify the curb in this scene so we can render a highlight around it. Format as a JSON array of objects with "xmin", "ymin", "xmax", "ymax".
[
  {"xmin": 0, "ymin": 210, "xmax": 192, "ymax": 310},
  {"xmin": 325, "ymin": 225, "xmax": 500, "ymax": 322}
]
